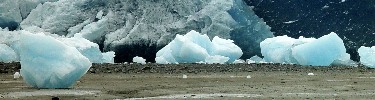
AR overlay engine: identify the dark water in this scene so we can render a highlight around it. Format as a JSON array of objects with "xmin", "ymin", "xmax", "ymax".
[{"xmin": 244, "ymin": 0, "xmax": 375, "ymax": 61}]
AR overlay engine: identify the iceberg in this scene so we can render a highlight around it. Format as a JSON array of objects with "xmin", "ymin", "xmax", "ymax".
[
  {"xmin": 358, "ymin": 46, "xmax": 375, "ymax": 68},
  {"xmin": 292, "ymin": 32, "xmax": 347, "ymax": 66},
  {"xmin": 261, "ymin": 32, "xmax": 350, "ymax": 66},
  {"xmin": 205, "ymin": 55, "xmax": 230, "ymax": 64},
  {"xmin": 19, "ymin": 31, "xmax": 91, "ymax": 88},
  {"xmin": 156, "ymin": 30, "xmax": 242, "ymax": 64},
  {"xmin": 133, "ymin": 56, "xmax": 146, "ymax": 65},
  {"xmin": 102, "ymin": 51, "xmax": 115, "ymax": 63},
  {"xmin": 260, "ymin": 35, "xmax": 315, "ymax": 64}
]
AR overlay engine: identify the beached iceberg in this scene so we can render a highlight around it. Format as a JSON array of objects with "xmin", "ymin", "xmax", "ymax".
[
  {"xmin": 19, "ymin": 31, "xmax": 91, "ymax": 88},
  {"xmin": 155, "ymin": 30, "xmax": 242, "ymax": 64},
  {"xmin": 102, "ymin": 51, "xmax": 115, "ymax": 63},
  {"xmin": 133, "ymin": 56, "xmax": 146, "ymax": 64},
  {"xmin": 358, "ymin": 46, "xmax": 375, "ymax": 68},
  {"xmin": 292, "ymin": 32, "xmax": 347, "ymax": 66},
  {"xmin": 261, "ymin": 32, "xmax": 350, "ymax": 66}
]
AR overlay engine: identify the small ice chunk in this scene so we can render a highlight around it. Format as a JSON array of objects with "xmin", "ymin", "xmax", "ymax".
[
  {"xmin": 358, "ymin": 46, "xmax": 375, "ymax": 68},
  {"xmin": 102, "ymin": 51, "xmax": 115, "ymax": 63},
  {"xmin": 182, "ymin": 74, "xmax": 188, "ymax": 79},
  {"xmin": 246, "ymin": 75, "xmax": 251, "ymax": 79},
  {"xmin": 133, "ymin": 56, "xmax": 146, "ymax": 64},
  {"xmin": 14, "ymin": 72, "xmax": 20, "ymax": 79},
  {"xmin": 232, "ymin": 59, "xmax": 245, "ymax": 64},
  {"xmin": 283, "ymin": 20, "xmax": 299, "ymax": 24},
  {"xmin": 308, "ymin": 73, "xmax": 314, "ymax": 76},
  {"xmin": 96, "ymin": 10, "xmax": 104, "ymax": 20}
]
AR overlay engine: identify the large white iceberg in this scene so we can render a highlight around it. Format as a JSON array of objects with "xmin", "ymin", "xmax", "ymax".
[
  {"xmin": 155, "ymin": 30, "xmax": 242, "ymax": 64},
  {"xmin": 292, "ymin": 33, "xmax": 347, "ymax": 66},
  {"xmin": 261, "ymin": 32, "xmax": 351, "ymax": 66},
  {"xmin": 358, "ymin": 46, "xmax": 375, "ymax": 68},
  {"xmin": 260, "ymin": 35, "xmax": 315, "ymax": 64},
  {"xmin": 19, "ymin": 31, "xmax": 91, "ymax": 88}
]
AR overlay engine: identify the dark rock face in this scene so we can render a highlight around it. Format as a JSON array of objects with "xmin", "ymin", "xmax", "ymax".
[{"xmin": 244, "ymin": 0, "xmax": 375, "ymax": 61}]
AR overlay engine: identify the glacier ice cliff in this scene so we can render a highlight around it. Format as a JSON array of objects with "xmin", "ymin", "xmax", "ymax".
[
  {"xmin": 18, "ymin": 0, "xmax": 273, "ymax": 63},
  {"xmin": 0, "ymin": 0, "xmax": 58, "ymax": 30}
]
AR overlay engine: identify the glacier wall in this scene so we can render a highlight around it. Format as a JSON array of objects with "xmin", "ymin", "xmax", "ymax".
[
  {"xmin": 18, "ymin": 0, "xmax": 273, "ymax": 63},
  {"xmin": 0, "ymin": 0, "xmax": 58, "ymax": 30}
]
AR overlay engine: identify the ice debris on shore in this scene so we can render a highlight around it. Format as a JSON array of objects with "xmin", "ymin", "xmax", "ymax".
[
  {"xmin": 102, "ymin": 51, "xmax": 116, "ymax": 63},
  {"xmin": 13, "ymin": 72, "xmax": 20, "ymax": 79},
  {"xmin": 19, "ymin": 31, "xmax": 91, "ymax": 88},
  {"xmin": 358, "ymin": 46, "xmax": 375, "ymax": 68},
  {"xmin": 133, "ymin": 56, "xmax": 146, "ymax": 65},
  {"xmin": 155, "ymin": 30, "xmax": 243, "ymax": 64},
  {"xmin": 260, "ymin": 32, "xmax": 355, "ymax": 66}
]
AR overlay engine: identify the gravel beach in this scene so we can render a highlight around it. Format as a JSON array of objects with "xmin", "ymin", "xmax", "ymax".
[{"xmin": 1, "ymin": 62, "xmax": 375, "ymax": 99}]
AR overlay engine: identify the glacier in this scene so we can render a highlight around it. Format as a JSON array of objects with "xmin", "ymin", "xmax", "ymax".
[
  {"xmin": 17, "ymin": 0, "xmax": 273, "ymax": 62},
  {"xmin": 0, "ymin": 0, "xmax": 58, "ymax": 30},
  {"xmin": 19, "ymin": 31, "xmax": 91, "ymax": 88},
  {"xmin": 358, "ymin": 46, "xmax": 375, "ymax": 68},
  {"xmin": 261, "ymin": 32, "xmax": 354, "ymax": 66},
  {"xmin": 155, "ymin": 30, "xmax": 242, "ymax": 64}
]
